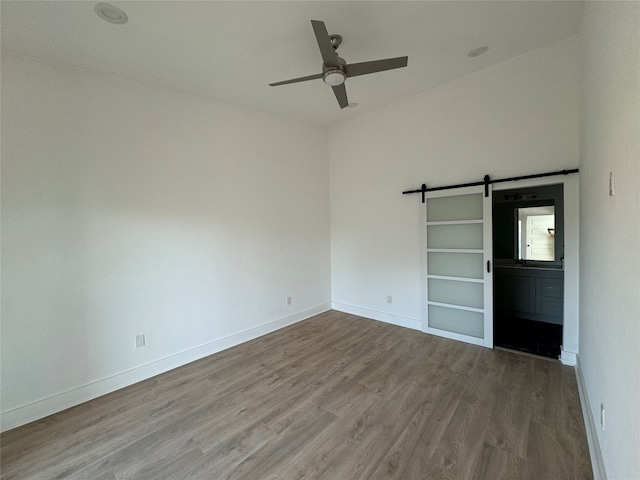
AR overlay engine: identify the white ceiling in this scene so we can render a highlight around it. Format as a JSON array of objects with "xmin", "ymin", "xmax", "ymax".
[{"xmin": 1, "ymin": 1, "xmax": 583, "ymax": 126}]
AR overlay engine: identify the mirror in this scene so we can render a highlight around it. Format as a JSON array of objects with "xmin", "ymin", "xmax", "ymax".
[
  {"xmin": 493, "ymin": 184, "xmax": 563, "ymax": 268},
  {"xmin": 517, "ymin": 206, "xmax": 555, "ymax": 261}
]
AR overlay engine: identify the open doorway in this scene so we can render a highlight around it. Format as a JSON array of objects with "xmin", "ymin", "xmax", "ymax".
[{"xmin": 492, "ymin": 184, "xmax": 564, "ymax": 359}]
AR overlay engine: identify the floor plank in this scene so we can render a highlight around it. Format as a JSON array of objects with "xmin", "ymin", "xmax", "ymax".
[{"xmin": 1, "ymin": 311, "xmax": 592, "ymax": 479}]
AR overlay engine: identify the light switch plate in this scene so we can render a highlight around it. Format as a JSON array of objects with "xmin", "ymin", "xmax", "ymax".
[{"xmin": 609, "ymin": 171, "xmax": 615, "ymax": 196}]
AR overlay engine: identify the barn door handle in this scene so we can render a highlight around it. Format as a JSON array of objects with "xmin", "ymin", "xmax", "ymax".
[{"xmin": 487, "ymin": 260, "xmax": 491, "ymax": 273}]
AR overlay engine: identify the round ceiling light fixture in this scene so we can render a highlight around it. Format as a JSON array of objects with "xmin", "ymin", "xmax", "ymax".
[
  {"xmin": 323, "ymin": 69, "xmax": 346, "ymax": 87},
  {"xmin": 468, "ymin": 46, "xmax": 489, "ymax": 58},
  {"xmin": 94, "ymin": 3, "xmax": 128, "ymax": 25}
]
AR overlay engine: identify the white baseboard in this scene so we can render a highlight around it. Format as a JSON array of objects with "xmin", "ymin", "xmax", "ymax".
[
  {"xmin": 560, "ymin": 348, "xmax": 577, "ymax": 366},
  {"xmin": 331, "ymin": 302, "xmax": 421, "ymax": 331},
  {"xmin": 575, "ymin": 356, "xmax": 607, "ymax": 480},
  {"xmin": 0, "ymin": 302, "xmax": 332, "ymax": 432}
]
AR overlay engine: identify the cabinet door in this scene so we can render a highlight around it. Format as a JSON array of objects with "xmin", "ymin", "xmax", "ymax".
[
  {"xmin": 424, "ymin": 186, "xmax": 492, "ymax": 347},
  {"xmin": 495, "ymin": 275, "xmax": 536, "ymax": 313}
]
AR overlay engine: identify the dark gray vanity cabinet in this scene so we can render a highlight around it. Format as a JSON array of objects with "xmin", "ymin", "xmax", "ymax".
[{"xmin": 495, "ymin": 267, "xmax": 563, "ymax": 325}]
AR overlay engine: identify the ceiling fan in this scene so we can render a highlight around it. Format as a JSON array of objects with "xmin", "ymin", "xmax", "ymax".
[{"xmin": 269, "ymin": 20, "xmax": 408, "ymax": 109}]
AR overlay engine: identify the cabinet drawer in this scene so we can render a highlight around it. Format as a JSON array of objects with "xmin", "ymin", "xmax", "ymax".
[
  {"xmin": 536, "ymin": 296, "xmax": 563, "ymax": 316},
  {"xmin": 536, "ymin": 278, "xmax": 563, "ymax": 298}
]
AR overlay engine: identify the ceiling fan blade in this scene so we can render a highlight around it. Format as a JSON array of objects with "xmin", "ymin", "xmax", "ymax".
[
  {"xmin": 332, "ymin": 83, "xmax": 349, "ymax": 109},
  {"xmin": 269, "ymin": 73, "xmax": 323, "ymax": 87},
  {"xmin": 345, "ymin": 56, "xmax": 408, "ymax": 78},
  {"xmin": 311, "ymin": 20, "xmax": 339, "ymax": 67}
]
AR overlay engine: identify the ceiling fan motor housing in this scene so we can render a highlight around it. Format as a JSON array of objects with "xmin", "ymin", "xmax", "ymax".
[{"xmin": 323, "ymin": 56, "xmax": 346, "ymax": 73}]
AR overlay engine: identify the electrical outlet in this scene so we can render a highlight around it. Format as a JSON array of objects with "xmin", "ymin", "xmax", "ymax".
[
  {"xmin": 387, "ymin": 295, "xmax": 392, "ymax": 304},
  {"xmin": 135, "ymin": 334, "xmax": 145, "ymax": 348},
  {"xmin": 287, "ymin": 296, "xmax": 292, "ymax": 306},
  {"xmin": 600, "ymin": 403, "xmax": 605, "ymax": 430}
]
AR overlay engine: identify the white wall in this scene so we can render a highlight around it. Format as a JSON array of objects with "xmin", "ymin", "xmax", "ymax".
[
  {"xmin": 0, "ymin": 53, "xmax": 331, "ymax": 430},
  {"xmin": 329, "ymin": 37, "xmax": 580, "ymax": 333},
  {"xmin": 579, "ymin": 3, "xmax": 640, "ymax": 479}
]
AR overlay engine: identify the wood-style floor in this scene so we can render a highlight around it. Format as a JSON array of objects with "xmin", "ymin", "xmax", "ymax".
[{"xmin": 1, "ymin": 310, "xmax": 592, "ymax": 479}]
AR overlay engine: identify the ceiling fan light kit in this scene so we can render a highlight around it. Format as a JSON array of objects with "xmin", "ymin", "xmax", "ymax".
[
  {"xmin": 323, "ymin": 70, "xmax": 346, "ymax": 86},
  {"xmin": 269, "ymin": 20, "xmax": 408, "ymax": 109}
]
